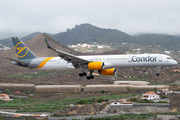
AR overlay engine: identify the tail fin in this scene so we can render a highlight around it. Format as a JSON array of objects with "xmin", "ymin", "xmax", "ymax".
[{"xmin": 12, "ymin": 37, "xmax": 36, "ymax": 60}]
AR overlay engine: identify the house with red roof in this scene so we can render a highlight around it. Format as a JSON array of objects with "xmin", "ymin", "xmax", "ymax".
[
  {"xmin": 142, "ymin": 92, "xmax": 159, "ymax": 100},
  {"xmin": 0, "ymin": 94, "xmax": 10, "ymax": 101}
]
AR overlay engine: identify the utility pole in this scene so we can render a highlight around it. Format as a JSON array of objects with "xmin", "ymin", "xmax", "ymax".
[
  {"xmin": 19, "ymin": 98, "xmax": 20, "ymax": 107},
  {"xmin": 104, "ymin": 93, "xmax": 105, "ymax": 102}
]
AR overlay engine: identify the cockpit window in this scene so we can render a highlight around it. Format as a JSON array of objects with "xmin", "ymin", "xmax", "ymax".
[{"xmin": 167, "ymin": 57, "xmax": 174, "ymax": 60}]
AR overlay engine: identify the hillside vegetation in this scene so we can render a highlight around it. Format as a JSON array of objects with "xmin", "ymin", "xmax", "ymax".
[
  {"xmin": 53, "ymin": 24, "xmax": 133, "ymax": 44},
  {"xmin": 134, "ymin": 34, "xmax": 180, "ymax": 51}
]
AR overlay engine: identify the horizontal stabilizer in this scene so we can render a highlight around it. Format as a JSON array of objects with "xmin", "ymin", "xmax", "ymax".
[
  {"xmin": 5, "ymin": 58, "xmax": 27, "ymax": 65},
  {"xmin": 45, "ymin": 39, "xmax": 52, "ymax": 49}
]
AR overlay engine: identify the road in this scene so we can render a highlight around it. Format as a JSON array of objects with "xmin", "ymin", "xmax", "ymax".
[
  {"xmin": 0, "ymin": 109, "xmax": 17, "ymax": 112},
  {"xmin": 49, "ymin": 113, "xmax": 120, "ymax": 120}
]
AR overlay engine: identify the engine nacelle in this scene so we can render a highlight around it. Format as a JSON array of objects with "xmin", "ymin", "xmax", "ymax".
[
  {"xmin": 88, "ymin": 62, "xmax": 104, "ymax": 70},
  {"xmin": 98, "ymin": 68, "xmax": 116, "ymax": 75}
]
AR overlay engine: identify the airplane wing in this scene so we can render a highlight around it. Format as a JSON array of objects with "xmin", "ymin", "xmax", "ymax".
[
  {"xmin": 45, "ymin": 39, "xmax": 90, "ymax": 68},
  {"xmin": 5, "ymin": 58, "xmax": 27, "ymax": 65}
]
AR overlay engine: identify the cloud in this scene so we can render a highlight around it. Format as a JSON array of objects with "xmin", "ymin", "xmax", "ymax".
[
  {"xmin": 50, "ymin": 16, "xmax": 86, "ymax": 33},
  {"xmin": 0, "ymin": 0, "xmax": 180, "ymax": 36}
]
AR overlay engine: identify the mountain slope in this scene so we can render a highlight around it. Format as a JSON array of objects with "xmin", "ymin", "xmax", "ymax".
[
  {"xmin": 133, "ymin": 34, "xmax": 180, "ymax": 50},
  {"xmin": 52, "ymin": 24, "xmax": 180, "ymax": 50},
  {"xmin": 0, "ymin": 32, "xmax": 54, "ymax": 48},
  {"xmin": 0, "ymin": 32, "xmax": 42, "ymax": 48},
  {"xmin": 53, "ymin": 23, "xmax": 134, "ymax": 44}
]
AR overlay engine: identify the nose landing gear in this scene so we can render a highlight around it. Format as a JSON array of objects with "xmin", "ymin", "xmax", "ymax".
[
  {"xmin": 156, "ymin": 66, "xmax": 161, "ymax": 76},
  {"xmin": 156, "ymin": 73, "xmax": 160, "ymax": 76}
]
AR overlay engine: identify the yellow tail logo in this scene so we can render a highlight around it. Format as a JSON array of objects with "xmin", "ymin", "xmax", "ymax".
[
  {"xmin": 17, "ymin": 47, "xmax": 26, "ymax": 55},
  {"xmin": 15, "ymin": 42, "xmax": 28, "ymax": 57}
]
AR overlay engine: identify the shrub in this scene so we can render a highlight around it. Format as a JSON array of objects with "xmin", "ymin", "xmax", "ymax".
[
  {"xmin": 81, "ymin": 88, "xmax": 84, "ymax": 92},
  {"xmin": 4, "ymin": 89, "xmax": 9, "ymax": 94},
  {"xmin": 130, "ymin": 98, "xmax": 137, "ymax": 102},
  {"xmin": 136, "ymin": 99, "xmax": 154, "ymax": 103},
  {"xmin": 101, "ymin": 90, "xmax": 105, "ymax": 94},
  {"xmin": 161, "ymin": 95, "xmax": 169, "ymax": 99},
  {"xmin": 26, "ymin": 91, "xmax": 32, "ymax": 95},
  {"xmin": 158, "ymin": 101, "xmax": 169, "ymax": 103},
  {"xmin": 97, "ymin": 98, "xmax": 103, "ymax": 103},
  {"xmin": 75, "ymin": 99, "xmax": 86, "ymax": 105}
]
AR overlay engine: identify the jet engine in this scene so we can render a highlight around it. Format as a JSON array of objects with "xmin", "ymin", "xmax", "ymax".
[
  {"xmin": 98, "ymin": 68, "xmax": 116, "ymax": 75},
  {"xmin": 88, "ymin": 62, "xmax": 104, "ymax": 70}
]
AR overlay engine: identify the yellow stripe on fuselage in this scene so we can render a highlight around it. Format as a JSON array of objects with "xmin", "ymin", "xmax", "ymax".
[{"xmin": 36, "ymin": 57, "xmax": 54, "ymax": 69}]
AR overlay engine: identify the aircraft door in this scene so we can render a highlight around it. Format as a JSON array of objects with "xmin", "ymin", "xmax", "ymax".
[
  {"xmin": 128, "ymin": 55, "xmax": 132, "ymax": 62},
  {"xmin": 57, "ymin": 59, "xmax": 60, "ymax": 64},
  {"xmin": 159, "ymin": 55, "xmax": 162, "ymax": 62}
]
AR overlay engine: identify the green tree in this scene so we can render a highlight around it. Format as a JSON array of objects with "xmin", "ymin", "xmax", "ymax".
[
  {"xmin": 81, "ymin": 88, "xmax": 84, "ymax": 92},
  {"xmin": 4, "ymin": 89, "xmax": 9, "ymax": 94},
  {"xmin": 101, "ymin": 90, "xmax": 105, "ymax": 94}
]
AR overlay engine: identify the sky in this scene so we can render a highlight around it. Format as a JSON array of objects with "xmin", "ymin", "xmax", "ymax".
[{"xmin": 0, "ymin": 0, "xmax": 180, "ymax": 38}]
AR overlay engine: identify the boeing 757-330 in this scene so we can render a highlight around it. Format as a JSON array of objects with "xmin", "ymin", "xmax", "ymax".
[{"xmin": 6, "ymin": 37, "xmax": 178, "ymax": 80}]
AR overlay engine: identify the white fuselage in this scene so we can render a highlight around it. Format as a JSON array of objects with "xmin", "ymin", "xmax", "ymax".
[{"xmin": 33, "ymin": 54, "xmax": 177, "ymax": 70}]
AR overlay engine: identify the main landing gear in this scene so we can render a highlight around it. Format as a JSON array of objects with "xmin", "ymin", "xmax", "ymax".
[
  {"xmin": 79, "ymin": 72, "xmax": 86, "ymax": 77},
  {"xmin": 79, "ymin": 70, "xmax": 94, "ymax": 80},
  {"xmin": 86, "ymin": 70, "xmax": 94, "ymax": 80},
  {"xmin": 86, "ymin": 75, "xmax": 94, "ymax": 80},
  {"xmin": 156, "ymin": 66, "xmax": 161, "ymax": 76}
]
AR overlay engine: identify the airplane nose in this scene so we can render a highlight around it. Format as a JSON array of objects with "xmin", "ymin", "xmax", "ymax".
[{"xmin": 174, "ymin": 60, "xmax": 178, "ymax": 65}]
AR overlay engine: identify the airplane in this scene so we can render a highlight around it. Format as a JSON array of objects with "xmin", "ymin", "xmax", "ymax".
[{"xmin": 6, "ymin": 37, "xmax": 178, "ymax": 80}]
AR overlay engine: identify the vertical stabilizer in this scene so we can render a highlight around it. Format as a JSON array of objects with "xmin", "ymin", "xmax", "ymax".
[{"xmin": 12, "ymin": 37, "xmax": 37, "ymax": 60}]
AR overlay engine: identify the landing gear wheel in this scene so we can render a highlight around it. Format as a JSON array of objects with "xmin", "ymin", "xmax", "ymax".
[
  {"xmin": 79, "ymin": 72, "xmax": 86, "ymax": 77},
  {"xmin": 79, "ymin": 73, "xmax": 83, "ymax": 77},
  {"xmin": 86, "ymin": 75, "xmax": 94, "ymax": 80},
  {"xmin": 86, "ymin": 76, "xmax": 91, "ymax": 80},
  {"xmin": 156, "ymin": 73, "xmax": 159, "ymax": 76},
  {"xmin": 90, "ymin": 75, "xmax": 94, "ymax": 79}
]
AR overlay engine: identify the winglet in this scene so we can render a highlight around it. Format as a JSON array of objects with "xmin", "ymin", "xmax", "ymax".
[{"xmin": 45, "ymin": 39, "xmax": 52, "ymax": 49}]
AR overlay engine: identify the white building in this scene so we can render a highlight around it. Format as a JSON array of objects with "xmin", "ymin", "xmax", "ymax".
[
  {"xmin": 164, "ymin": 51, "xmax": 171, "ymax": 54},
  {"xmin": 71, "ymin": 45, "xmax": 77, "ymax": 48},
  {"xmin": 142, "ymin": 92, "xmax": 159, "ymax": 100},
  {"xmin": 97, "ymin": 45, "xmax": 103, "ymax": 49},
  {"xmin": 162, "ymin": 88, "xmax": 170, "ymax": 93},
  {"xmin": 122, "ymin": 43, "xmax": 127, "ymax": 45},
  {"xmin": 133, "ymin": 48, "xmax": 141, "ymax": 51},
  {"xmin": 77, "ymin": 44, "xmax": 81, "ymax": 46},
  {"xmin": 136, "ymin": 48, "xmax": 141, "ymax": 51}
]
